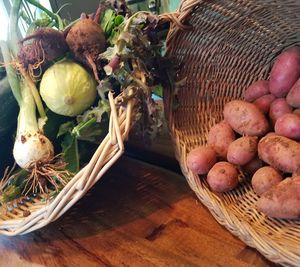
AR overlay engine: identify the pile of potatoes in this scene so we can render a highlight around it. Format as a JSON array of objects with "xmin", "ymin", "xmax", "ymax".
[{"xmin": 187, "ymin": 46, "xmax": 300, "ymax": 219}]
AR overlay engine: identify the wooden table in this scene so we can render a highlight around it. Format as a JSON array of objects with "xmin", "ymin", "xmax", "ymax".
[{"xmin": 0, "ymin": 157, "xmax": 277, "ymax": 267}]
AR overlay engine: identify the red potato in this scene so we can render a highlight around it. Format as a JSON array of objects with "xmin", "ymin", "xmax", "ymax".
[
  {"xmin": 253, "ymin": 94, "xmax": 275, "ymax": 113},
  {"xmin": 258, "ymin": 134, "xmax": 300, "ymax": 173},
  {"xmin": 251, "ymin": 166, "xmax": 283, "ymax": 196},
  {"xmin": 294, "ymin": 108, "xmax": 300, "ymax": 115},
  {"xmin": 242, "ymin": 157, "xmax": 264, "ymax": 176},
  {"xmin": 207, "ymin": 162, "xmax": 239, "ymax": 192},
  {"xmin": 224, "ymin": 100, "xmax": 269, "ymax": 136},
  {"xmin": 207, "ymin": 120, "xmax": 235, "ymax": 159},
  {"xmin": 257, "ymin": 176, "xmax": 300, "ymax": 219},
  {"xmin": 227, "ymin": 136, "xmax": 258, "ymax": 165},
  {"xmin": 186, "ymin": 146, "xmax": 217, "ymax": 175},
  {"xmin": 274, "ymin": 113, "xmax": 300, "ymax": 140},
  {"xmin": 269, "ymin": 98, "xmax": 292, "ymax": 124},
  {"xmin": 269, "ymin": 46, "xmax": 300, "ymax": 97},
  {"xmin": 292, "ymin": 169, "xmax": 300, "ymax": 177},
  {"xmin": 243, "ymin": 80, "xmax": 269, "ymax": 102},
  {"xmin": 286, "ymin": 77, "xmax": 300, "ymax": 108},
  {"xmin": 265, "ymin": 132, "xmax": 276, "ymax": 137}
]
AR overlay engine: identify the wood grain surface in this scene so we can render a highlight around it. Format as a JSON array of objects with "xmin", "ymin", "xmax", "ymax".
[{"xmin": 0, "ymin": 157, "xmax": 278, "ymax": 267}]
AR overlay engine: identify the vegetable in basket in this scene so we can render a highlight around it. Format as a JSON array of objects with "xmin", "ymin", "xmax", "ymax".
[
  {"xmin": 40, "ymin": 60, "xmax": 97, "ymax": 117},
  {"xmin": 269, "ymin": 46, "xmax": 300, "ymax": 97},
  {"xmin": 269, "ymin": 98, "xmax": 292, "ymax": 125},
  {"xmin": 257, "ymin": 176, "xmax": 300, "ymax": 219},
  {"xmin": 243, "ymin": 80, "xmax": 269, "ymax": 102},
  {"xmin": 287, "ymin": 77, "xmax": 300, "ymax": 107},
  {"xmin": 207, "ymin": 120, "xmax": 235, "ymax": 159},
  {"xmin": 253, "ymin": 94, "xmax": 275, "ymax": 114},
  {"xmin": 65, "ymin": 18, "xmax": 106, "ymax": 83},
  {"xmin": 223, "ymin": 100, "xmax": 269, "ymax": 137},
  {"xmin": 186, "ymin": 44, "xmax": 300, "ymax": 219},
  {"xmin": 0, "ymin": 0, "xmax": 75, "ymax": 198},
  {"xmin": 207, "ymin": 162, "xmax": 239, "ymax": 193},
  {"xmin": 274, "ymin": 113, "xmax": 300, "ymax": 140},
  {"xmin": 251, "ymin": 166, "xmax": 282, "ymax": 196},
  {"xmin": 1, "ymin": 38, "xmax": 54, "ymax": 169},
  {"xmin": 1, "ymin": 40, "xmax": 70, "ymax": 195},
  {"xmin": 227, "ymin": 136, "xmax": 258, "ymax": 166},
  {"xmin": 0, "ymin": 0, "xmax": 171, "ymax": 206},
  {"xmin": 18, "ymin": 27, "xmax": 69, "ymax": 76},
  {"xmin": 186, "ymin": 146, "xmax": 217, "ymax": 175},
  {"xmin": 258, "ymin": 134, "xmax": 300, "ymax": 174}
]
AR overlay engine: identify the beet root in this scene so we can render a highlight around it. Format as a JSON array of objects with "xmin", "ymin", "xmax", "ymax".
[
  {"xmin": 66, "ymin": 19, "xmax": 106, "ymax": 83},
  {"xmin": 18, "ymin": 28, "xmax": 68, "ymax": 73}
]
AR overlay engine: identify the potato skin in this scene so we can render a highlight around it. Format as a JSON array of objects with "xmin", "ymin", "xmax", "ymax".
[
  {"xmin": 270, "ymin": 46, "xmax": 300, "ymax": 97},
  {"xmin": 292, "ymin": 169, "xmax": 300, "ymax": 177},
  {"xmin": 242, "ymin": 157, "xmax": 264, "ymax": 176},
  {"xmin": 207, "ymin": 121, "xmax": 235, "ymax": 159},
  {"xmin": 227, "ymin": 136, "xmax": 258, "ymax": 165},
  {"xmin": 258, "ymin": 134, "xmax": 300, "ymax": 173},
  {"xmin": 243, "ymin": 80, "xmax": 269, "ymax": 102},
  {"xmin": 265, "ymin": 132, "xmax": 277, "ymax": 137},
  {"xmin": 269, "ymin": 98, "xmax": 292, "ymax": 124},
  {"xmin": 251, "ymin": 166, "xmax": 283, "ymax": 196},
  {"xmin": 253, "ymin": 94, "xmax": 275, "ymax": 113},
  {"xmin": 207, "ymin": 162, "xmax": 239, "ymax": 192},
  {"xmin": 257, "ymin": 176, "xmax": 300, "ymax": 219},
  {"xmin": 224, "ymin": 100, "xmax": 269, "ymax": 136},
  {"xmin": 293, "ymin": 108, "xmax": 300, "ymax": 115},
  {"xmin": 274, "ymin": 113, "xmax": 300, "ymax": 140},
  {"xmin": 187, "ymin": 146, "xmax": 217, "ymax": 175},
  {"xmin": 286, "ymin": 77, "xmax": 300, "ymax": 108}
]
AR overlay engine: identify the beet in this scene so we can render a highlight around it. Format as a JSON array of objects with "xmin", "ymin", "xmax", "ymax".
[
  {"xmin": 66, "ymin": 18, "xmax": 106, "ymax": 83},
  {"xmin": 18, "ymin": 28, "xmax": 68, "ymax": 71}
]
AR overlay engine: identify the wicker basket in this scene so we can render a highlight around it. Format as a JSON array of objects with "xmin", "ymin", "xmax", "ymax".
[
  {"xmin": 0, "ymin": 89, "xmax": 138, "ymax": 236},
  {"xmin": 164, "ymin": 0, "xmax": 300, "ymax": 266}
]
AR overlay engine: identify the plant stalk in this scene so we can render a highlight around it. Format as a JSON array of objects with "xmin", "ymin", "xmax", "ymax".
[
  {"xmin": 9, "ymin": 0, "xmax": 22, "ymax": 56},
  {"xmin": 19, "ymin": 66, "xmax": 46, "ymax": 118},
  {"xmin": 0, "ymin": 41, "xmax": 22, "ymax": 105},
  {"xmin": 25, "ymin": 0, "xmax": 58, "ymax": 23}
]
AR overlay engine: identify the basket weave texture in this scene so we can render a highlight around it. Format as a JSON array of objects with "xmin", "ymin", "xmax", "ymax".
[
  {"xmin": 164, "ymin": 1, "xmax": 300, "ymax": 266},
  {"xmin": 0, "ymin": 90, "xmax": 137, "ymax": 236}
]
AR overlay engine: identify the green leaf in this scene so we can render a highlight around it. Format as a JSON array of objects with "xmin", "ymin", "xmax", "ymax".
[
  {"xmin": 57, "ymin": 121, "xmax": 75, "ymax": 138},
  {"xmin": 114, "ymin": 15, "xmax": 124, "ymax": 26},
  {"xmin": 101, "ymin": 9, "xmax": 116, "ymax": 37},
  {"xmin": 72, "ymin": 117, "xmax": 97, "ymax": 137},
  {"xmin": 108, "ymin": 29, "xmax": 118, "ymax": 45},
  {"xmin": 1, "ymin": 184, "xmax": 23, "ymax": 203},
  {"xmin": 61, "ymin": 132, "xmax": 79, "ymax": 173},
  {"xmin": 152, "ymin": 84, "xmax": 163, "ymax": 98},
  {"xmin": 77, "ymin": 99, "xmax": 110, "ymax": 123},
  {"xmin": 0, "ymin": 169, "xmax": 28, "ymax": 204},
  {"xmin": 72, "ymin": 117, "xmax": 107, "ymax": 144}
]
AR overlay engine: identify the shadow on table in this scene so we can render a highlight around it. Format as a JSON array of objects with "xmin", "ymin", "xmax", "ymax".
[{"xmin": 14, "ymin": 156, "xmax": 190, "ymax": 241}]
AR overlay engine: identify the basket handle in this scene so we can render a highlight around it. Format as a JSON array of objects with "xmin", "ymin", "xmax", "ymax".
[
  {"xmin": 159, "ymin": 0, "xmax": 202, "ymax": 54},
  {"xmin": 159, "ymin": 12, "xmax": 192, "ymax": 31}
]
